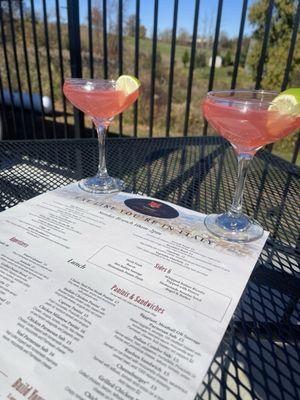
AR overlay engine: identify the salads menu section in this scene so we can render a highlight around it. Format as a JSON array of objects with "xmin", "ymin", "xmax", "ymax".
[{"xmin": 0, "ymin": 184, "xmax": 268, "ymax": 400}]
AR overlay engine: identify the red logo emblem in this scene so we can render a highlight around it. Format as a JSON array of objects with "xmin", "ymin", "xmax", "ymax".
[{"xmin": 148, "ymin": 201, "xmax": 161, "ymax": 209}]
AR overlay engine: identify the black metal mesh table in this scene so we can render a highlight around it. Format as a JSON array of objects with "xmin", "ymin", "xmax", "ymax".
[{"xmin": 0, "ymin": 137, "xmax": 299, "ymax": 400}]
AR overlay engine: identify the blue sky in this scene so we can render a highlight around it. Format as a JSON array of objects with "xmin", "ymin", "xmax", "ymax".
[
  {"xmin": 32, "ymin": 0, "xmax": 257, "ymax": 38},
  {"xmin": 127, "ymin": 0, "xmax": 256, "ymax": 38}
]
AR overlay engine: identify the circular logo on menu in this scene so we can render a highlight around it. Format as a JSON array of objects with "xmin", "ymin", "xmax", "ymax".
[{"xmin": 124, "ymin": 198, "xmax": 179, "ymax": 219}]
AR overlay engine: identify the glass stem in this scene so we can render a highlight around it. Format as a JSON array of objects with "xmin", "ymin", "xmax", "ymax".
[
  {"xmin": 96, "ymin": 124, "xmax": 109, "ymax": 178},
  {"xmin": 228, "ymin": 154, "xmax": 253, "ymax": 218}
]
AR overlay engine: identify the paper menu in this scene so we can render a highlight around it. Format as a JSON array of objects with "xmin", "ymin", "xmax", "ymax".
[{"xmin": 0, "ymin": 184, "xmax": 268, "ymax": 400}]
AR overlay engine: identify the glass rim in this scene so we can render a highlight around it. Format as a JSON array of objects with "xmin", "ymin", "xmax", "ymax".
[
  {"xmin": 207, "ymin": 89, "xmax": 278, "ymax": 105},
  {"xmin": 64, "ymin": 78, "xmax": 116, "ymax": 87}
]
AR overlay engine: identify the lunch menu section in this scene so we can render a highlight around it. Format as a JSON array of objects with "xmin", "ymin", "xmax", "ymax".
[{"xmin": 0, "ymin": 184, "xmax": 268, "ymax": 400}]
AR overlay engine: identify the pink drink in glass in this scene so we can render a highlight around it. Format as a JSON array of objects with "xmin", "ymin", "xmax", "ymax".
[
  {"xmin": 63, "ymin": 78, "xmax": 139, "ymax": 194},
  {"xmin": 202, "ymin": 90, "xmax": 300, "ymax": 242},
  {"xmin": 203, "ymin": 97, "xmax": 300, "ymax": 155},
  {"xmin": 64, "ymin": 81, "xmax": 139, "ymax": 121}
]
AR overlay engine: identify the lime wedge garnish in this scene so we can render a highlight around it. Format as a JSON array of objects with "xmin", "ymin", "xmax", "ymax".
[
  {"xmin": 116, "ymin": 75, "xmax": 141, "ymax": 95},
  {"xmin": 269, "ymin": 88, "xmax": 300, "ymax": 115}
]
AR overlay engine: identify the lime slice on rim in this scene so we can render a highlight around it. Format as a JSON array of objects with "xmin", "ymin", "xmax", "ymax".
[
  {"xmin": 116, "ymin": 75, "xmax": 141, "ymax": 95},
  {"xmin": 269, "ymin": 88, "xmax": 300, "ymax": 115}
]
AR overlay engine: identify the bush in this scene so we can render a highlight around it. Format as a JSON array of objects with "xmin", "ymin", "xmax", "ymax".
[
  {"xmin": 223, "ymin": 50, "xmax": 233, "ymax": 67},
  {"xmin": 195, "ymin": 52, "xmax": 206, "ymax": 68},
  {"xmin": 182, "ymin": 50, "xmax": 190, "ymax": 68}
]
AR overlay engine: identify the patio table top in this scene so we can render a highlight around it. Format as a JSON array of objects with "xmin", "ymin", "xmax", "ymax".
[{"xmin": 0, "ymin": 136, "xmax": 299, "ymax": 400}]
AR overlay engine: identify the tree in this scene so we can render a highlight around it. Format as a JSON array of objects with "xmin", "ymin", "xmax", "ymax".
[
  {"xmin": 0, "ymin": 1, "xmax": 28, "ymax": 44},
  {"xmin": 139, "ymin": 25, "xmax": 147, "ymax": 38},
  {"xmin": 223, "ymin": 50, "xmax": 233, "ymax": 67},
  {"xmin": 219, "ymin": 31, "xmax": 230, "ymax": 49},
  {"xmin": 0, "ymin": 1, "xmax": 21, "ymax": 21},
  {"xmin": 125, "ymin": 14, "xmax": 135, "ymax": 37},
  {"xmin": 125, "ymin": 15, "xmax": 146, "ymax": 38},
  {"xmin": 177, "ymin": 28, "xmax": 190, "ymax": 45},
  {"xmin": 159, "ymin": 29, "xmax": 172, "ymax": 42},
  {"xmin": 240, "ymin": 36, "xmax": 251, "ymax": 67},
  {"xmin": 182, "ymin": 49, "xmax": 190, "ymax": 68},
  {"xmin": 91, "ymin": 7, "xmax": 102, "ymax": 30},
  {"xmin": 195, "ymin": 52, "xmax": 206, "ymax": 68},
  {"xmin": 248, "ymin": 0, "xmax": 300, "ymax": 89}
]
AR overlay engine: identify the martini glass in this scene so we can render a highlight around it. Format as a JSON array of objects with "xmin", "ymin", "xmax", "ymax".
[
  {"xmin": 64, "ymin": 78, "xmax": 139, "ymax": 193},
  {"xmin": 202, "ymin": 90, "xmax": 300, "ymax": 242}
]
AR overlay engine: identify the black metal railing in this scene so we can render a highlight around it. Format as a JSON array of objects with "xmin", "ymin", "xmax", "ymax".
[{"xmin": 0, "ymin": 0, "xmax": 299, "ymax": 164}]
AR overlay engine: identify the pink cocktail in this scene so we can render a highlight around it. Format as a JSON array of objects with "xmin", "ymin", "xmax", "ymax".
[
  {"xmin": 202, "ymin": 90, "xmax": 300, "ymax": 242},
  {"xmin": 203, "ymin": 94, "xmax": 299, "ymax": 155},
  {"xmin": 64, "ymin": 82, "xmax": 139, "ymax": 121},
  {"xmin": 64, "ymin": 78, "xmax": 139, "ymax": 193}
]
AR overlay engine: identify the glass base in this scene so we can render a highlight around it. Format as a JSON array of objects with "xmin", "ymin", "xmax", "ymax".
[
  {"xmin": 78, "ymin": 175, "xmax": 125, "ymax": 194},
  {"xmin": 204, "ymin": 212, "xmax": 264, "ymax": 243}
]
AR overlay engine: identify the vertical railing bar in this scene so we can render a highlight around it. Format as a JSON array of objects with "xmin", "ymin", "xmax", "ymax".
[
  {"xmin": 231, "ymin": 0, "xmax": 248, "ymax": 89},
  {"xmin": 165, "ymin": 0, "xmax": 179, "ymax": 137},
  {"xmin": 102, "ymin": 0, "xmax": 108, "ymax": 79},
  {"xmin": 133, "ymin": 0, "xmax": 140, "ymax": 137},
  {"xmin": 67, "ymin": 0, "xmax": 84, "ymax": 138},
  {"xmin": 30, "ymin": 0, "xmax": 47, "ymax": 139},
  {"xmin": 87, "ymin": 0, "xmax": 96, "ymax": 137},
  {"xmin": 8, "ymin": 1, "xmax": 27, "ymax": 139},
  {"xmin": 118, "ymin": 1, "xmax": 123, "ymax": 80},
  {"xmin": 0, "ymin": 5, "xmax": 17, "ymax": 137},
  {"xmin": 291, "ymin": 134, "xmax": 299, "ymax": 164},
  {"xmin": 257, "ymin": 0, "xmax": 274, "ymax": 152},
  {"xmin": 88, "ymin": 0, "xmax": 94, "ymax": 78},
  {"xmin": 118, "ymin": 0, "xmax": 123, "ymax": 136},
  {"xmin": 208, "ymin": 0, "xmax": 223, "ymax": 92},
  {"xmin": 19, "ymin": 0, "xmax": 37, "ymax": 139},
  {"xmin": 281, "ymin": 0, "xmax": 300, "ymax": 91},
  {"xmin": 42, "ymin": 0, "xmax": 57, "ymax": 139},
  {"xmin": 183, "ymin": 0, "xmax": 200, "ymax": 137},
  {"xmin": 0, "ymin": 70, "xmax": 8, "ymax": 135},
  {"xmin": 255, "ymin": 0, "xmax": 274, "ymax": 90},
  {"xmin": 149, "ymin": 0, "xmax": 159, "ymax": 138},
  {"xmin": 55, "ymin": 0, "xmax": 68, "ymax": 138},
  {"xmin": 203, "ymin": 0, "xmax": 223, "ymax": 136}
]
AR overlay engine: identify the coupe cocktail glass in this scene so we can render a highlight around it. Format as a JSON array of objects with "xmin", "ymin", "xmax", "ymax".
[
  {"xmin": 64, "ymin": 78, "xmax": 139, "ymax": 193},
  {"xmin": 202, "ymin": 90, "xmax": 300, "ymax": 242}
]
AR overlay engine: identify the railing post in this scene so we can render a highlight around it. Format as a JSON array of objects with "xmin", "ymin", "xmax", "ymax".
[
  {"xmin": 255, "ymin": 0, "xmax": 274, "ymax": 90},
  {"xmin": 67, "ymin": 0, "xmax": 84, "ymax": 138}
]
